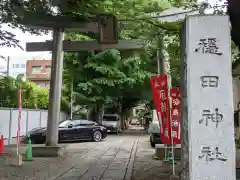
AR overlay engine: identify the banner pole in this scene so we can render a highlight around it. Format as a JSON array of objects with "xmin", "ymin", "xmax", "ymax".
[
  {"xmin": 159, "ymin": 41, "xmax": 176, "ymax": 175},
  {"xmin": 169, "ymin": 90, "xmax": 175, "ymax": 175},
  {"xmin": 157, "ymin": 47, "xmax": 168, "ymax": 161},
  {"xmin": 164, "ymin": 144, "xmax": 168, "ymax": 161},
  {"xmin": 17, "ymin": 87, "xmax": 22, "ymax": 156}
]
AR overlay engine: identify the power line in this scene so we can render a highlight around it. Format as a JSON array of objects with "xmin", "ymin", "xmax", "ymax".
[
  {"xmin": 151, "ymin": 9, "xmax": 198, "ymax": 19},
  {"xmin": 119, "ymin": 3, "xmax": 227, "ymax": 22},
  {"xmin": 118, "ymin": 9, "xmax": 199, "ymax": 22}
]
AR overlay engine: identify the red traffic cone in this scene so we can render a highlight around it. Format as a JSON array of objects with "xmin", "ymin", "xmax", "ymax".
[{"xmin": 0, "ymin": 135, "xmax": 4, "ymax": 154}]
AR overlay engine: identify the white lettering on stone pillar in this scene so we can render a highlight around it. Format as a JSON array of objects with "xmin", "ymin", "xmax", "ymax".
[{"xmin": 180, "ymin": 15, "xmax": 235, "ymax": 180}]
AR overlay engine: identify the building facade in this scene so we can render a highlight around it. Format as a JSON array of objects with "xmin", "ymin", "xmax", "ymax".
[
  {"xmin": 7, "ymin": 56, "xmax": 27, "ymax": 79},
  {"xmin": 26, "ymin": 60, "xmax": 51, "ymax": 88}
]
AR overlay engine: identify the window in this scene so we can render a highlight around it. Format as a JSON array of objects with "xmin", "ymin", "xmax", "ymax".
[
  {"xmin": 59, "ymin": 120, "xmax": 71, "ymax": 127},
  {"xmin": 15, "ymin": 64, "xmax": 19, "ymax": 68},
  {"xmin": 103, "ymin": 115, "xmax": 119, "ymax": 121},
  {"xmin": 71, "ymin": 120, "xmax": 81, "ymax": 127},
  {"xmin": 12, "ymin": 64, "xmax": 15, "ymax": 68},
  {"xmin": 21, "ymin": 64, "xmax": 25, "ymax": 68},
  {"xmin": 80, "ymin": 120, "xmax": 95, "ymax": 126},
  {"xmin": 59, "ymin": 120, "xmax": 81, "ymax": 127},
  {"xmin": 32, "ymin": 66, "xmax": 41, "ymax": 74}
]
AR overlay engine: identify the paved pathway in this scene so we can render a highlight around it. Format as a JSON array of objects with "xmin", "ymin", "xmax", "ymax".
[
  {"xmin": 132, "ymin": 136, "xmax": 240, "ymax": 180},
  {"xmin": 131, "ymin": 136, "xmax": 181, "ymax": 180},
  {"xmin": 0, "ymin": 135, "xmax": 138, "ymax": 180}
]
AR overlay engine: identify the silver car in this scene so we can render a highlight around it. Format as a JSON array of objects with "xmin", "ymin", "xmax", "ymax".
[
  {"xmin": 149, "ymin": 110, "xmax": 162, "ymax": 147},
  {"xmin": 102, "ymin": 114, "xmax": 121, "ymax": 134}
]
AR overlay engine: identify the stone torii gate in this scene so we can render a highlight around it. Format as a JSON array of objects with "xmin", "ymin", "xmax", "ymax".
[{"xmin": 22, "ymin": 13, "xmax": 143, "ymax": 154}]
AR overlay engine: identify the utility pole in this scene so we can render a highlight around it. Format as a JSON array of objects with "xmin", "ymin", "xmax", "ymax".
[
  {"xmin": 157, "ymin": 41, "xmax": 175, "ymax": 175},
  {"xmin": 45, "ymin": 27, "xmax": 64, "ymax": 146},
  {"xmin": 157, "ymin": 49, "xmax": 160, "ymax": 74},
  {"xmin": 7, "ymin": 56, "xmax": 10, "ymax": 76},
  {"xmin": 156, "ymin": 48, "xmax": 164, "ymax": 74},
  {"xmin": 70, "ymin": 77, "xmax": 73, "ymax": 120},
  {"xmin": 157, "ymin": 47, "xmax": 169, "ymax": 163}
]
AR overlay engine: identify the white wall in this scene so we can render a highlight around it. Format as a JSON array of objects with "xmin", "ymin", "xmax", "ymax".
[{"xmin": 0, "ymin": 108, "xmax": 67, "ymax": 145}]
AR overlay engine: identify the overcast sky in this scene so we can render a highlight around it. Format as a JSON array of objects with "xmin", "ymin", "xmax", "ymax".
[{"xmin": 0, "ymin": 0, "xmax": 222, "ymax": 61}]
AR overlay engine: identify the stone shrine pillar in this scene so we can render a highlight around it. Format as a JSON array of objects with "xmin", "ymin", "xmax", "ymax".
[{"xmin": 180, "ymin": 15, "xmax": 236, "ymax": 180}]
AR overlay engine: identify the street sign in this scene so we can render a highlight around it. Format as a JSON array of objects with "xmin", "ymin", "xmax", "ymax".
[{"xmin": 26, "ymin": 39, "xmax": 144, "ymax": 52}]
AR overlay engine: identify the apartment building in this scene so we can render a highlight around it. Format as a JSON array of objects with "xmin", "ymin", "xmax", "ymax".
[
  {"xmin": 26, "ymin": 60, "xmax": 51, "ymax": 88},
  {"xmin": 6, "ymin": 56, "xmax": 27, "ymax": 79}
]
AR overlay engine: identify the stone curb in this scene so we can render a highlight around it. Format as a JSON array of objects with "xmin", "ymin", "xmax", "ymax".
[{"xmin": 124, "ymin": 137, "xmax": 139, "ymax": 180}]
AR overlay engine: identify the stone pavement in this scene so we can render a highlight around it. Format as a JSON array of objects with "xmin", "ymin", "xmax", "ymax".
[
  {"xmin": 132, "ymin": 136, "xmax": 240, "ymax": 180},
  {"xmin": 0, "ymin": 135, "xmax": 138, "ymax": 180},
  {"xmin": 131, "ymin": 136, "xmax": 181, "ymax": 180}
]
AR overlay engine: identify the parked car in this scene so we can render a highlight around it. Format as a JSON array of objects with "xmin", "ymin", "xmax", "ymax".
[
  {"xmin": 102, "ymin": 114, "xmax": 121, "ymax": 134},
  {"xmin": 149, "ymin": 110, "xmax": 162, "ymax": 147},
  {"xmin": 23, "ymin": 119, "xmax": 108, "ymax": 144}
]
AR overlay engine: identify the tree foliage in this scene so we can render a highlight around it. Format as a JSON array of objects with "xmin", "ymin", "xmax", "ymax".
[
  {"xmin": 0, "ymin": 76, "xmax": 68, "ymax": 111},
  {"xmin": 61, "ymin": 0, "xmax": 195, "ymax": 122},
  {"xmin": 0, "ymin": 0, "xmax": 197, "ymax": 49},
  {"xmin": 0, "ymin": 0, "xmax": 198, "ymax": 122}
]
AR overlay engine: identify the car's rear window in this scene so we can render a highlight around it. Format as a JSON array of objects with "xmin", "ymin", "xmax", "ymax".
[{"xmin": 103, "ymin": 116, "xmax": 118, "ymax": 121}]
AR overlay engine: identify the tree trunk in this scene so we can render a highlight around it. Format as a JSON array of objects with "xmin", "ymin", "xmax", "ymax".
[
  {"xmin": 120, "ymin": 113, "xmax": 125, "ymax": 130},
  {"xmin": 88, "ymin": 106, "xmax": 97, "ymax": 121},
  {"xmin": 120, "ymin": 108, "xmax": 133, "ymax": 130},
  {"xmin": 96, "ymin": 103, "xmax": 104, "ymax": 124},
  {"xmin": 88, "ymin": 103, "xmax": 104, "ymax": 123}
]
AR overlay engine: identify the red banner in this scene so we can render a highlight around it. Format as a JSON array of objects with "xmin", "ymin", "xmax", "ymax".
[
  {"xmin": 170, "ymin": 87, "xmax": 181, "ymax": 144},
  {"xmin": 150, "ymin": 75, "xmax": 162, "ymax": 133},
  {"xmin": 150, "ymin": 74, "xmax": 171, "ymax": 144}
]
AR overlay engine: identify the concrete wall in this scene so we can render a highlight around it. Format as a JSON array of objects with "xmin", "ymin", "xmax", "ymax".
[{"xmin": 0, "ymin": 108, "xmax": 67, "ymax": 145}]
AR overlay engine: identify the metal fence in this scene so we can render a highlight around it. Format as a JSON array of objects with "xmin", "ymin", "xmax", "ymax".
[{"xmin": 0, "ymin": 108, "xmax": 67, "ymax": 145}]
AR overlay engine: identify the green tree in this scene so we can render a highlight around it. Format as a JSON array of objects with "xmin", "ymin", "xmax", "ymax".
[
  {"xmin": 0, "ymin": 0, "xmax": 196, "ymax": 49},
  {"xmin": 0, "ymin": 0, "xmax": 198, "ymax": 125},
  {"xmin": 64, "ymin": 48, "xmax": 126, "ymax": 122},
  {"xmin": 0, "ymin": 0, "xmax": 51, "ymax": 48},
  {"xmin": 34, "ymin": 87, "xmax": 49, "ymax": 109},
  {"xmin": 0, "ymin": 76, "xmax": 68, "ymax": 111},
  {"xmin": 62, "ymin": 0, "xmax": 192, "ymax": 123},
  {"xmin": 0, "ymin": 76, "xmax": 37, "ymax": 108}
]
